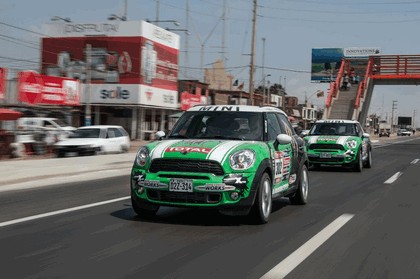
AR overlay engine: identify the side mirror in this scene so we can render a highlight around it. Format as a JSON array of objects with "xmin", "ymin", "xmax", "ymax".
[
  {"xmin": 155, "ymin": 131, "xmax": 166, "ymax": 140},
  {"xmin": 276, "ymin": 134, "xmax": 292, "ymax": 145},
  {"xmin": 362, "ymin": 132, "xmax": 370, "ymax": 138}
]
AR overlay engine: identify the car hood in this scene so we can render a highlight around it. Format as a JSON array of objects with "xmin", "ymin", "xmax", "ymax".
[
  {"xmin": 305, "ymin": 135, "xmax": 359, "ymax": 145},
  {"xmin": 147, "ymin": 139, "xmax": 264, "ymax": 162},
  {"xmin": 54, "ymin": 138, "xmax": 103, "ymax": 147}
]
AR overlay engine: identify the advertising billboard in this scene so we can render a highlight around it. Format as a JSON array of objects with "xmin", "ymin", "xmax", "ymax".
[
  {"xmin": 311, "ymin": 47, "xmax": 381, "ymax": 82},
  {"xmin": 311, "ymin": 48, "xmax": 343, "ymax": 83},
  {"xmin": 18, "ymin": 71, "xmax": 80, "ymax": 106},
  {"xmin": 41, "ymin": 20, "xmax": 179, "ymax": 108},
  {"xmin": 398, "ymin": 116, "xmax": 412, "ymax": 126}
]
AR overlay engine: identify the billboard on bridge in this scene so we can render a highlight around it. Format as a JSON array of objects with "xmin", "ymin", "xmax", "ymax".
[{"xmin": 311, "ymin": 47, "xmax": 382, "ymax": 83}]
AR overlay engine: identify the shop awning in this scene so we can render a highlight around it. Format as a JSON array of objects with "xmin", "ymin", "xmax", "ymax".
[{"xmin": 0, "ymin": 108, "xmax": 23, "ymax": 121}]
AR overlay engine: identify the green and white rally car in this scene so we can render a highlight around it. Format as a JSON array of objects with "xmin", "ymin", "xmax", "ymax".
[
  {"xmin": 304, "ymin": 119, "xmax": 372, "ymax": 171},
  {"xmin": 130, "ymin": 105, "xmax": 310, "ymax": 224}
]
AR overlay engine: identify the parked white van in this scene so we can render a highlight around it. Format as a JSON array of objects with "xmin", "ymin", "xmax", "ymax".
[{"xmin": 17, "ymin": 117, "xmax": 76, "ymax": 140}]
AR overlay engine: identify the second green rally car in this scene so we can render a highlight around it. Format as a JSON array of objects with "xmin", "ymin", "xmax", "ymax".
[
  {"xmin": 304, "ymin": 119, "xmax": 372, "ymax": 171},
  {"xmin": 130, "ymin": 105, "xmax": 310, "ymax": 224}
]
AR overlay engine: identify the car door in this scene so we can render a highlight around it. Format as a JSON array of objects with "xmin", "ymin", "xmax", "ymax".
[
  {"xmin": 104, "ymin": 128, "xmax": 117, "ymax": 152},
  {"xmin": 265, "ymin": 112, "xmax": 294, "ymax": 195}
]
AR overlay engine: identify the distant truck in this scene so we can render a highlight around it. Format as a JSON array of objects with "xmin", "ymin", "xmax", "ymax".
[{"xmin": 378, "ymin": 122, "xmax": 391, "ymax": 137}]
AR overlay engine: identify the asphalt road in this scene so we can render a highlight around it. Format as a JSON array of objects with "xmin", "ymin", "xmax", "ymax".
[{"xmin": 0, "ymin": 136, "xmax": 419, "ymax": 278}]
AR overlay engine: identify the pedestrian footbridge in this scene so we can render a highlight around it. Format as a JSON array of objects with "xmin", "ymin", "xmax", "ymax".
[{"xmin": 323, "ymin": 55, "xmax": 420, "ymax": 123}]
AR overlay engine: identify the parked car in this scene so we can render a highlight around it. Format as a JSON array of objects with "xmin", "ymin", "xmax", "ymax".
[
  {"xmin": 304, "ymin": 119, "xmax": 372, "ymax": 171},
  {"xmin": 17, "ymin": 117, "xmax": 76, "ymax": 140},
  {"xmin": 130, "ymin": 105, "xmax": 310, "ymax": 224},
  {"xmin": 397, "ymin": 129, "xmax": 412, "ymax": 136},
  {"xmin": 53, "ymin": 125, "xmax": 130, "ymax": 157}
]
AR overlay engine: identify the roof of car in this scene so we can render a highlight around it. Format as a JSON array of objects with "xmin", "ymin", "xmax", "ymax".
[
  {"xmin": 315, "ymin": 119, "xmax": 360, "ymax": 124},
  {"xmin": 188, "ymin": 105, "xmax": 287, "ymax": 115},
  {"xmin": 77, "ymin": 125, "xmax": 124, "ymax": 129}
]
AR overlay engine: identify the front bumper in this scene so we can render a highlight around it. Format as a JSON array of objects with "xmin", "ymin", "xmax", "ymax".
[
  {"xmin": 130, "ymin": 168, "xmax": 256, "ymax": 213},
  {"xmin": 307, "ymin": 149, "xmax": 357, "ymax": 165}
]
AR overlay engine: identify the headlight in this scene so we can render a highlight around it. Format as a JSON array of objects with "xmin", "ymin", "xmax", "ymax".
[
  {"xmin": 136, "ymin": 146, "xmax": 150, "ymax": 166},
  {"xmin": 229, "ymin": 149, "xmax": 256, "ymax": 170},
  {"xmin": 346, "ymin": 140, "xmax": 357, "ymax": 149}
]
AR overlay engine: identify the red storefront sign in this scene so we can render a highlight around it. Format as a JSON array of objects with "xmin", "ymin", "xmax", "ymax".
[
  {"xmin": 0, "ymin": 68, "xmax": 7, "ymax": 99},
  {"xmin": 181, "ymin": 92, "xmax": 202, "ymax": 111},
  {"xmin": 18, "ymin": 71, "xmax": 80, "ymax": 105}
]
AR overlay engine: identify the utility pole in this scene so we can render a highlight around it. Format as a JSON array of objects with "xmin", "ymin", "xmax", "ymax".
[
  {"xmin": 391, "ymin": 100, "xmax": 397, "ymax": 133},
  {"xmin": 155, "ymin": 0, "xmax": 160, "ymax": 22},
  {"xmin": 249, "ymin": 0, "xmax": 257, "ymax": 106},
  {"xmin": 84, "ymin": 44, "xmax": 92, "ymax": 126},
  {"xmin": 261, "ymin": 37, "xmax": 266, "ymax": 103},
  {"xmin": 185, "ymin": 0, "xmax": 190, "ymax": 78}
]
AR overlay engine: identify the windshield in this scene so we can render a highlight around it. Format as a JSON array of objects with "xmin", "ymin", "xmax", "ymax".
[
  {"xmin": 309, "ymin": 123, "xmax": 358, "ymax": 136},
  {"xmin": 70, "ymin": 128, "xmax": 102, "ymax": 138},
  {"xmin": 168, "ymin": 111, "xmax": 264, "ymax": 141}
]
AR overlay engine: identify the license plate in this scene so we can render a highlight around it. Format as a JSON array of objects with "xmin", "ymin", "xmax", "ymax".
[
  {"xmin": 320, "ymin": 152, "xmax": 331, "ymax": 158},
  {"xmin": 67, "ymin": 152, "xmax": 78, "ymax": 157},
  {"xmin": 169, "ymin": 179, "xmax": 193, "ymax": 192}
]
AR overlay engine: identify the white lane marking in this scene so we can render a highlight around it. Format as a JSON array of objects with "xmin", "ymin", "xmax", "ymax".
[
  {"xmin": 384, "ymin": 172, "xmax": 402, "ymax": 184},
  {"xmin": 261, "ymin": 213, "xmax": 354, "ymax": 279},
  {"xmin": 0, "ymin": 196, "xmax": 130, "ymax": 228},
  {"xmin": 411, "ymin": 159, "xmax": 419, "ymax": 164}
]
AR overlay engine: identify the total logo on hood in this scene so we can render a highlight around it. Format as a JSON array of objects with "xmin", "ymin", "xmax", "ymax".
[
  {"xmin": 149, "ymin": 139, "xmax": 253, "ymax": 164},
  {"xmin": 307, "ymin": 135, "xmax": 352, "ymax": 145}
]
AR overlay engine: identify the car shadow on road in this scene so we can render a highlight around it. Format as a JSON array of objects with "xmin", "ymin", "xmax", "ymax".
[{"xmin": 111, "ymin": 199, "xmax": 290, "ymax": 226}]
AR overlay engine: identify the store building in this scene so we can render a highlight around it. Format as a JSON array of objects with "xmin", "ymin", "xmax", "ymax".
[{"xmin": 41, "ymin": 20, "xmax": 182, "ymax": 140}]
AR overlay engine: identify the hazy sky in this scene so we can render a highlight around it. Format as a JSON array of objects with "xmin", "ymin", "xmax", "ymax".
[{"xmin": 1, "ymin": 0, "xmax": 420, "ymax": 126}]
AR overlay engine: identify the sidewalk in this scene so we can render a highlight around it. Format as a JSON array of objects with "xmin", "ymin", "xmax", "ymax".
[{"xmin": 0, "ymin": 140, "xmax": 149, "ymax": 192}]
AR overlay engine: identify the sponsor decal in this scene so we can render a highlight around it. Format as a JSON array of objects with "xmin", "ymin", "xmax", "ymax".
[
  {"xmin": 196, "ymin": 184, "xmax": 235, "ymax": 192},
  {"xmin": 274, "ymin": 151, "xmax": 283, "ymax": 159},
  {"xmin": 151, "ymin": 140, "xmax": 182, "ymax": 159},
  {"xmin": 198, "ymin": 106, "xmax": 240, "ymax": 112},
  {"xmin": 289, "ymin": 174, "xmax": 297, "ymax": 184},
  {"xmin": 165, "ymin": 146, "xmax": 212, "ymax": 154},
  {"xmin": 139, "ymin": 180, "xmax": 167, "ymax": 188},
  {"xmin": 317, "ymin": 136, "xmax": 338, "ymax": 142},
  {"xmin": 272, "ymin": 184, "xmax": 288, "ymax": 194}
]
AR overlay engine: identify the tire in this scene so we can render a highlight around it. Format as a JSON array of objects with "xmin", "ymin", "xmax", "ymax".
[
  {"xmin": 131, "ymin": 193, "xmax": 160, "ymax": 218},
  {"xmin": 249, "ymin": 173, "xmax": 272, "ymax": 224},
  {"xmin": 353, "ymin": 148, "xmax": 363, "ymax": 172},
  {"xmin": 364, "ymin": 148, "xmax": 372, "ymax": 168},
  {"xmin": 121, "ymin": 145, "xmax": 129, "ymax": 153},
  {"xmin": 289, "ymin": 165, "xmax": 309, "ymax": 205},
  {"xmin": 309, "ymin": 163, "xmax": 321, "ymax": 171}
]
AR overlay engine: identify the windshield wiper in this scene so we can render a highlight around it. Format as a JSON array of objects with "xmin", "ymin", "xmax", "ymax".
[{"xmin": 168, "ymin": 135, "xmax": 188, "ymax": 139}]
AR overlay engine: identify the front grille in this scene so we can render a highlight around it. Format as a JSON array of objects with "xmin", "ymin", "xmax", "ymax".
[
  {"xmin": 149, "ymin": 158, "xmax": 224, "ymax": 176},
  {"xmin": 147, "ymin": 190, "xmax": 221, "ymax": 204},
  {"xmin": 310, "ymin": 157, "xmax": 344, "ymax": 163},
  {"xmin": 309, "ymin": 144, "xmax": 344, "ymax": 150}
]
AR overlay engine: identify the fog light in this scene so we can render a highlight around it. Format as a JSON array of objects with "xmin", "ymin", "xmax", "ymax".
[
  {"xmin": 137, "ymin": 186, "xmax": 144, "ymax": 194},
  {"xmin": 230, "ymin": 192, "xmax": 239, "ymax": 200}
]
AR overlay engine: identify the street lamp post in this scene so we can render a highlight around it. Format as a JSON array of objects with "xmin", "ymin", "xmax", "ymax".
[
  {"xmin": 165, "ymin": 28, "xmax": 190, "ymax": 35},
  {"xmin": 146, "ymin": 19, "xmax": 180, "ymax": 27},
  {"xmin": 108, "ymin": 14, "xmax": 126, "ymax": 21},
  {"xmin": 50, "ymin": 16, "xmax": 71, "ymax": 22},
  {"xmin": 262, "ymin": 73, "xmax": 271, "ymax": 104}
]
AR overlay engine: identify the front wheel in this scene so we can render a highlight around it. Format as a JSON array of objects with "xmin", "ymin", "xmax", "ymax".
[
  {"xmin": 131, "ymin": 193, "xmax": 160, "ymax": 218},
  {"xmin": 290, "ymin": 165, "xmax": 309, "ymax": 205},
  {"xmin": 364, "ymin": 148, "xmax": 372, "ymax": 168},
  {"xmin": 249, "ymin": 173, "xmax": 272, "ymax": 224},
  {"xmin": 353, "ymin": 149, "xmax": 363, "ymax": 172}
]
